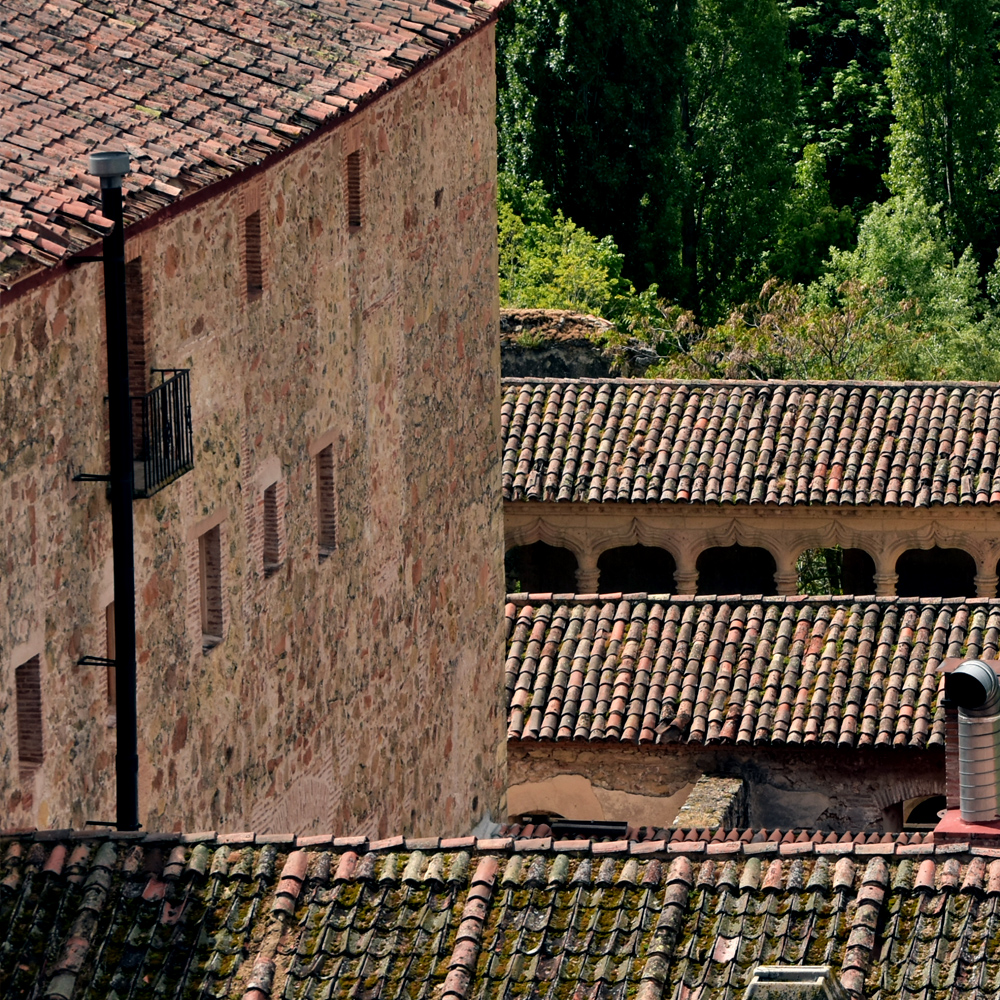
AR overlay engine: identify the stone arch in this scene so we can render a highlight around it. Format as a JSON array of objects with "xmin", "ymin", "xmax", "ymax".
[
  {"xmin": 796, "ymin": 546, "xmax": 877, "ymax": 595},
  {"xmin": 895, "ymin": 546, "xmax": 977, "ymax": 598},
  {"xmin": 597, "ymin": 545, "xmax": 676, "ymax": 593},
  {"xmin": 696, "ymin": 544, "xmax": 777, "ymax": 595},
  {"xmin": 505, "ymin": 541, "xmax": 578, "ymax": 593}
]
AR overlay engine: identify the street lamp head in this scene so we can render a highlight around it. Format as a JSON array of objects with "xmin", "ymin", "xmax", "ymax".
[{"xmin": 88, "ymin": 149, "xmax": 131, "ymax": 189}]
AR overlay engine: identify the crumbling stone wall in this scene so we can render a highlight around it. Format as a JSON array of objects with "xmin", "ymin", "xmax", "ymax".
[
  {"xmin": 0, "ymin": 27, "xmax": 505, "ymax": 837},
  {"xmin": 509, "ymin": 742, "xmax": 944, "ymax": 832}
]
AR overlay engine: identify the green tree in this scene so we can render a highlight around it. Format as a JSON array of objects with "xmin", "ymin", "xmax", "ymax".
[
  {"xmin": 647, "ymin": 278, "xmax": 927, "ymax": 380},
  {"xmin": 879, "ymin": 0, "xmax": 1000, "ymax": 269},
  {"xmin": 781, "ymin": 0, "xmax": 892, "ymax": 215},
  {"xmin": 496, "ymin": 0, "xmax": 684, "ymax": 292},
  {"xmin": 498, "ymin": 176, "xmax": 630, "ymax": 316},
  {"xmin": 766, "ymin": 145, "xmax": 855, "ymax": 286},
  {"xmin": 496, "ymin": 0, "xmax": 797, "ymax": 322},
  {"xmin": 676, "ymin": 0, "xmax": 799, "ymax": 320}
]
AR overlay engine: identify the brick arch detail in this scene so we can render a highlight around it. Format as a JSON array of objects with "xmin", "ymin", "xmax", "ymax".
[{"xmin": 872, "ymin": 775, "xmax": 946, "ymax": 812}]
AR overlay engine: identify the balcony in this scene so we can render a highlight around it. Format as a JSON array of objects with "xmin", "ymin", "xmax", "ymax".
[{"xmin": 133, "ymin": 369, "xmax": 194, "ymax": 498}]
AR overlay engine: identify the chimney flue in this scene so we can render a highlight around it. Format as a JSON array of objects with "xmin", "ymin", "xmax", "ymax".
[{"xmin": 945, "ymin": 659, "xmax": 1000, "ymax": 823}]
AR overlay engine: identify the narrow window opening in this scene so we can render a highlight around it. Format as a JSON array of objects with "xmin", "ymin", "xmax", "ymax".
[
  {"xmin": 245, "ymin": 209, "xmax": 263, "ymax": 298},
  {"xmin": 317, "ymin": 445, "xmax": 337, "ymax": 561},
  {"xmin": 347, "ymin": 151, "xmax": 362, "ymax": 229},
  {"xmin": 15, "ymin": 656, "xmax": 44, "ymax": 771},
  {"xmin": 199, "ymin": 525, "xmax": 224, "ymax": 651},
  {"xmin": 263, "ymin": 483, "xmax": 282, "ymax": 577},
  {"xmin": 126, "ymin": 257, "xmax": 147, "ymax": 457},
  {"xmin": 105, "ymin": 601, "xmax": 116, "ymax": 710}
]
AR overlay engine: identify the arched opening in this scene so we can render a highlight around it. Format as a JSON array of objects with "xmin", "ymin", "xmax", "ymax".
[
  {"xmin": 903, "ymin": 794, "xmax": 946, "ymax": 830},
  {"xmin": 505, "ymin": 541, "xmax": 578, "ymax": 593},
  {"xmin": 895, "ymin": 547, "xmax": 976, "ymax": 598},
  {"xmin": 696, "ymin": 544, "xmax": 776, "ymax": 595},
  {"xmin": 797, "ymin": 546, "xmax": 876, "ymax": 595},
  {"xmin": 597, "ymin": 545, "xmax": 676, "ymax": 593}
]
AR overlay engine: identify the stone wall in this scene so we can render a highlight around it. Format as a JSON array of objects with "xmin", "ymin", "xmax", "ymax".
[
  {"xmin": 0, "ymin": 27, "xmax": 506, "ymax": 837},
  {"xmin": 509, "ymin": 742, "xmax": 944, "ymax": 832}
]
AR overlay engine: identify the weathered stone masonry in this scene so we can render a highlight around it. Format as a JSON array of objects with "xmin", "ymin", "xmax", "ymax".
[{"xmin": 0, "ymin": 27, "xmax": 506, "ymax": 837}]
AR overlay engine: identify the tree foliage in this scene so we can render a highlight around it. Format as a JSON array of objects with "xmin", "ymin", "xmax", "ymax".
[
  {"xmin": 498, "ymin": 176, "xmax": 630, "ymax": 315},
  {"xmin": 497, "ymin": 0, "xmax": 796, "ymax": 322},
  {"xmin": 782, "ymin": 0, "xmax": 892, "ymax": 214},
  {"xmin": 879, "ymin": 0, "xmax": 1000, "ymax": 269}
]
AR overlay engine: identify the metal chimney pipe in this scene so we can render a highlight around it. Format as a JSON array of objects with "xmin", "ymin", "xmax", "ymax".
[
  {"xmin": 945, "ymin": 659, "xmax": 1000, "ymax": 823},
  {"xmin": 88, "ymin": 149, "xmax": 140, "ymax": 832}
]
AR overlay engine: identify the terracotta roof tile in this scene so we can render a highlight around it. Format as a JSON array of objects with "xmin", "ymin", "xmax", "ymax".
[
  {"xmin": 0, "ymin": 0, "xmax": 507, "ymax": 286},
  {"xmin": 500, "ymin": 594, "xmax": 988, "ymax": 749},
  {"xmin": 502, "ymin": 378, "xmax": 1000, "ymax": 508}
]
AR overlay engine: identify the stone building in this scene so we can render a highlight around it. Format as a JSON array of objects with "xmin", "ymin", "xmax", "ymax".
[
  {"xmin": 503, "ymin": 378, "xmax": 1000, "ymax": 597},
  {"xmin": 503, "ymin": 593, "xmax": 963, "ymax": 832},
  {"xmin": 499, "ymin": 377, "xmax": 1000, "ymax": 832},
  {"xmin": 0, "ymin": 0, "xmax": 508, "ymax": 836}
]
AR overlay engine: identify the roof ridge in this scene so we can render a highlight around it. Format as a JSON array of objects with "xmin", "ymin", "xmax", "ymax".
[
  {"xmin": 0, "ymin": 828, "xmax": 985, "ymax": 859},
  {"xmin": 505, "ymin": 592, "xmax": 1000, "ymax": 607},
  {"xmin": 500, "ymin": 377, "xmax": 1000, "ymax": 389}
]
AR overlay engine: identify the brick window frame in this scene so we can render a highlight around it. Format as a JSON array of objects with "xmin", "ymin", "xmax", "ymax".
[
  {"xmin": 259, "ymin": 477, "xmax": 287, "ymax": 578},
  {"xmin": 240, "ymin": 179, "xmax": 267, "ymax": 301},
  {"xmin": 309, "ymin": 431, "xmax": 339, "ymax": 563},
  {"xmin": 188, "ymin": 510, "xmax": 228, "ymax": 654},
  {"xmin": 346, "ymin": 150, "xmax": 363, "ymax": 230},
  {"xmin": 315, "ymin": 444, "xmax": 337, "ymax": 561},
  {"xmin": 15, "ymin": 655, "xmax": 43, "ymax": 773}
]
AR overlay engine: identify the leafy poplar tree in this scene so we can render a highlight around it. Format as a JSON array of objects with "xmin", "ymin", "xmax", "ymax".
[
  {"xmin": 496, "ymin": 0, "xmax": 684, "ymax": 292},
  {"xmin": 781, "ymin": 0, "xmax": 892, "ymax": 215},
  {"xmin": 496, "ymin": 0, "xmax": 796, "ymax": 322},
  {"xmin": 879, "ymin": 0, "xmax": 1000, "ymax": 270},
  {"xmin": 675, "ymin": 0, "xmax": 797, "ymax": 319}
]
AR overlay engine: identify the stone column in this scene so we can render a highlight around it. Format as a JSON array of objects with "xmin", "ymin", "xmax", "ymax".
[
  {"xmin": 575, "ymin": 551, "xmax": 600, "ymax": 593},
  {"xmin": 674, "ymin": 550, "xmax": 698, "ymax": 595},
  {"xmin": 773, "ymin": 549, "xmax": 799, "ymax": 597},
  {"xmin": 873, "ymin": 553, "xmax": 898, "ymax": 597},
  {"xmin": 975, "ymin": 565, "xmax": 999, "ymax": 598}
]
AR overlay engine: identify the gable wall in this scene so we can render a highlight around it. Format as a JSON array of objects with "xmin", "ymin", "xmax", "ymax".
[{"xmin": 0, "ymin": 26, "xmax": 505, "ymax": 836}]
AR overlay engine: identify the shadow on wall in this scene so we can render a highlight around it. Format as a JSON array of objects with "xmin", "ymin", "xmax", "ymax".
[
  {"xmin": 896, "ymin": 547, "xmax": 976, "ymax": 597},
  {"xmin": 598, "ymin": 545, "xmax": 675, "ymax": 593},
  {"xmin": 697, "ymin": 544, "xmax": 776, "ymax": 595},
  {"xmin": 507, "ymin": 773, "xmax": 696, "ymax": 829},
  {"xmin": 505, "ymin": 541, "xmax": 577, "ymax": 592}
]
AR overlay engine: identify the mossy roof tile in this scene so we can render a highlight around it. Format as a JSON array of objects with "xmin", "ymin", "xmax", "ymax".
[
  {"xmin": 505, "ymin": 594, "xmax": 965, "ymax": 749},
  {"xmin": 4, "ymin": 833, "xmax": 1000, "ymax": 998},
  {"xmin": 503, "ymin": 378, "xmax": 1000, "ymax": 508},
  {"xmin": 1, "ymin": 0, "xmax": 510, "ymax": 287}
]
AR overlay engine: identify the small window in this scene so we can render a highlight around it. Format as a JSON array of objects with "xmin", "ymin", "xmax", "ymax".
[
  {"xmin": 316, "ymin": 445, "xmax": 337, "ymax": 560},
  {"xmin": 263, "ymin": 483, "xmax": 282, "ymax": 577},
  {"xmin": 347, "ymin": 151, "xmax": 362, "ymax": 229},
  {"xmin": 105, "ymin": 601, "xmax": 116, "ymax": 710},
  {"xmin": 199, "ymin": 525, "xmax": 224, "ymax": 651},
  {"xmin": 245, "ymin": 209, "xmax": 263, "ymax": 298},
  {"xmin": 15, "ymin": 656, "xmax": 44, "ymax": 770}
]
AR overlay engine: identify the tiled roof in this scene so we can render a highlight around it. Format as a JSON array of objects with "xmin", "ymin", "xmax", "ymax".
[
  {"xmin": 500, "ymin": 822, "xmax": 936, "ymax": 847},
  {"xmin": 4, "ymin": 829, "xmax": 1000, "ymax": 1000},
  {"xmin": 500, "ymin": 594, "xmax": 1000, "ymax": 748},
  {"xmin": 0, "ymin": 0, "xmax": 505, "ymax": 285},
  {"xmin": 501, "ymin": 378, "xmax": 1000, "ymax": 506}
]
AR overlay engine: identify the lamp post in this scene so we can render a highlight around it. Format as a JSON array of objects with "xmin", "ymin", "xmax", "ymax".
[{"xmin": 88, "ymin": 149, "xmax": 140, "ymax": 831}]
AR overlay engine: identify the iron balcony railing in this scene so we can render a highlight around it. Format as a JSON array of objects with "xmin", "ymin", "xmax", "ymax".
[{"xmin": 133, "ymin": 369, "xmax": 194, "ymax": 498}]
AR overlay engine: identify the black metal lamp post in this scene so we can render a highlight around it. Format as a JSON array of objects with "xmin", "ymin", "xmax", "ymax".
[{"xmin": 88, "ymin": 149, "xmax": 140, "ymax": 832}]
